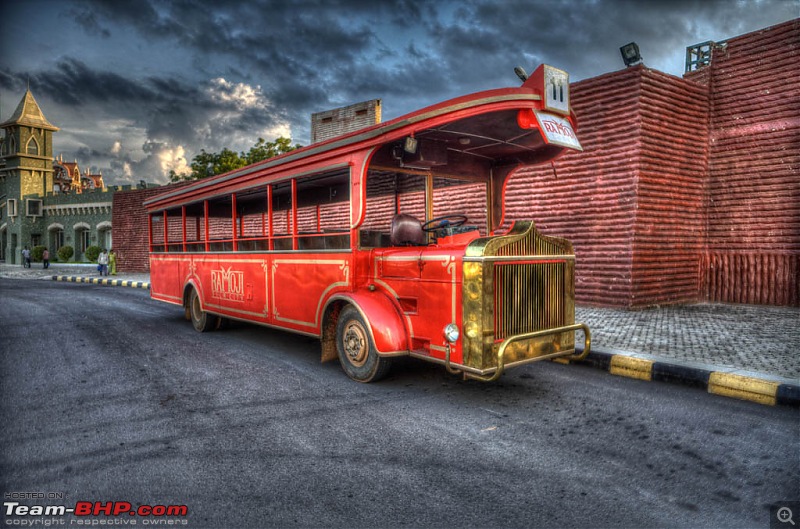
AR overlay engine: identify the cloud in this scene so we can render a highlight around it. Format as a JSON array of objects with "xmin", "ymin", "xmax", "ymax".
[
  {"xmin": 199, "ymin": 78, "xmax": 293, "ymax": 154},
  {"xmin": 29, "ymin": 58, "xmax": 162, "ymax": 107},
  {"xmin": 2, "ymin": 0, "xmax": 796, "ymax": 187},
  {"xmin": 104, "ymin": 140, "xmax": 188, "ymax": 185},
  {"xmin": 8, "ymin": 58, "xmax": 294, "ymax": 184},
  {"xmin": 207, "ymin": 78, "xmax": 264, "ymax": 110},
  {"xmin": 68, "ymin": 8, "xmax": 111, "ymax": 39},
  {"xmin": 139, "ymin": 141, "xmax": 190, "ymax": 181}
]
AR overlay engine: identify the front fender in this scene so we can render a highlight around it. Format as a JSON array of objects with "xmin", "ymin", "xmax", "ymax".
[{"xmin": 325, "ymin": 290, "xmax": 409, "ymax": 355}]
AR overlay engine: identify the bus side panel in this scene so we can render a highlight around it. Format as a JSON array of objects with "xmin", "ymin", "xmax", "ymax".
[
  {"xmin": 416, "ymin": 253, "xmax": 464, "ymax": 363},
  {"xmin": 194, "ymin": 255, "xmax": 270, "ymax": 325},
  {"xmin": 373, "ymin": 251, "xmax": 464, "ymax": 363},
  {"xmin": 270, "ymin": 254, "xmax": 352, "ymax": 333},
  {"xmin": 154, "ymin": 253, "xmax": 354, "ymax": 335},
  {"xmin": 150, "ymin": 254, "xmax": 187, "ymax": 306}
]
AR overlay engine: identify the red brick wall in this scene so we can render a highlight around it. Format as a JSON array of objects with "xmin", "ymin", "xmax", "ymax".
[
  {"xmin": 688, "ymin": 19, "xmax": 800, "ymax": 306},
  {"xmin": 112, "ymin": 184, "xmax": 191, "ymax": 272},
  {"xmin": 505, "ymin": 20, "xmax": 797, "ymax": 308},
  {"xmin": 505, "ymin": 67, "xmax": 643, "ymax": 307},
  {"xmin": 631, "ymin": 69, "xmax": 709, "ymax": 306}
]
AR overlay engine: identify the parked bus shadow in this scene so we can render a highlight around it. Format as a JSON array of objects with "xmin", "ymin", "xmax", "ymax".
[{"xmin": 207, "ymin": 317, "xmax": 562, "ymax": 403}]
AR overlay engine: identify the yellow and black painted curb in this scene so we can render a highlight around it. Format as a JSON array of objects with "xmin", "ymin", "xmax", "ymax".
[
  {"xmin": 568, "ymin": 348, "xmax": 799, "ymax": 407},
  {"xmin": 52, "ymin": 275, "xmax": 150, "ymax": 290}
]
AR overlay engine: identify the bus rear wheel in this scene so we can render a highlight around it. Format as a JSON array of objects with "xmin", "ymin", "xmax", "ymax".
[
  {"xmin": 189, "ymin": 288, "xmax": 215, "ymax": 333},
  {"xmin": 336, "ymin": 306, "xmax": 392, "ymax": 382}
]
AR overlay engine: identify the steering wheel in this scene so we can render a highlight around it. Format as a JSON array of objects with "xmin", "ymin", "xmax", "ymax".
[{"xmin": 422, "ymin": 214, "xmax": 468, "ymax": 233}]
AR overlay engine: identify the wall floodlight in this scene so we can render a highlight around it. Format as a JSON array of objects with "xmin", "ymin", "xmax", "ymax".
[
  {"xmin": 620, "ymin": 42, "xmax": 642, "ymax": 66},
  {"xmin": 514, "ymin": 66, "xmax": 529, "ymax": 82},
  {"xmin": 403, "ymin": 136, "xmax": 418, "ymax": 154}
]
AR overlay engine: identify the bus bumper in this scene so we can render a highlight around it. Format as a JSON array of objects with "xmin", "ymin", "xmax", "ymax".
[{"xmin": 444, "ymin": 322, "xmax": 591, "ymax": 382}]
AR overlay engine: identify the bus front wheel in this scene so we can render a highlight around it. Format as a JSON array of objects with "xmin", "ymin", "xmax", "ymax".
[
  {"xmin": 336, "ymin": 306, "xmax": 392, "ymax": 382},
  {"xmin": 189, "ymin": 288, "xmax": 215, "ymax": 333}
]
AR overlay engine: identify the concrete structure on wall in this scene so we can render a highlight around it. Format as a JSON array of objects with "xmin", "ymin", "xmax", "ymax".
[
  {"xmin": 508, "ymin": 18, "xmax": 798, "ymax": 307},
  {"xmin": 311, "ymin": 99, "xmax": 381, "ymax": 144},
  {"xmin": 0, "ymin": 89, "xmax": 136, "ymax": 264}
]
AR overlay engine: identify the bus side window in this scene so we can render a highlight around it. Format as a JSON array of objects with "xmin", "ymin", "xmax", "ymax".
[
  {"xmin": 207, "ymin": 196, "xmax": 233, "ymax": 252},
  {"xmin": 361, "ymin": 171, "xmax": 426, "ymax": 248},
  {"xmin": 235, "ymin": 188, "xmax": 270, "ymax": 252},
  {"xmin": 271, "ymin": 182, "xmax": 293, "ymax": 251},
  {"xmin": 295, "ymin": 170, "xmax": 351, "ymax": 251},
  {"xmin": 166, "ymin": 208, "xmax": 184, "ymax": 252},
  {"xmin": 431, "ymin": 177, "xmax": 488, "ymax": 237},
  {"xmin": 184, "ymin": 202, "xmax": 205, "ymax": 252},
  {"xmin": 150, "ymin": 213, "xmax": 165, "ymax": 252}
]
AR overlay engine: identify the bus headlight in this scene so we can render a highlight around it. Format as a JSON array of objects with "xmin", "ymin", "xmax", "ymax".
[{"xmin": 444, "ymin": 323, "xmax": 460, "ymax": 343}]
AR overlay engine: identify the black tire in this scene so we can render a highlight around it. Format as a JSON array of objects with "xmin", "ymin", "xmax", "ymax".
[
  {"xmin": 189, "ymin": 287, "xmax": 215, "ymax": 332},
  {"xmin": 336, "ymin": 306, "xmax": 392, "ymax": 382}
]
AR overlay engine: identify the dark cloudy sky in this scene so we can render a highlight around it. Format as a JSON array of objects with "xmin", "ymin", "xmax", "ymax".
[{"xmin": 1, "ymin": 0, "xmax": 797, "ymax": 185}]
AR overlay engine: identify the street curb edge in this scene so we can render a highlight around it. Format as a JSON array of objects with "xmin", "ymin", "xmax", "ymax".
[
  {"xmin": 572, "ymin": 348, "xmax": 799, "ymax": 407},
  {"xmin": 52, "ymin": 275, "xmax": 150, "ymax": 290}
]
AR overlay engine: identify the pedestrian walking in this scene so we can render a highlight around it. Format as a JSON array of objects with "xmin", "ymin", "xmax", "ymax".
[
  {"xmin": 42, "ymin": 249, "xmax": 50, "ymax": 269},
  {"xmin": 98, "ymin": 249, "xmax": 109, "ymax": 276},
  {"xmin": 109, "ymin": 248, "xmax": 117, "ymax": 276},
  {"xmin": 22, "ymin": 246, "xmax": 31, "ymax": 268}
]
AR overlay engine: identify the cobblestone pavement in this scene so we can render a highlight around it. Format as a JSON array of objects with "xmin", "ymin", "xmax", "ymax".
[
  {"xmin": 577, "ymin": 304, "xmax": 800, "ymax": 381},
  {"xmin": 2, "ymin": 263, "xmax": 797, "ymax": 382}
]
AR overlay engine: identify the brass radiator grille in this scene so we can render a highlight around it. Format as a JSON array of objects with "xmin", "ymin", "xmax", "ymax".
[
  {"xmin": 462, "ymin": 221, "xmax": 577, "ymax": 371},
  {"xmin": 495, "ymin": 232, "xmax": 568, "ymax": 257},
  {"xmin": 493, "ymin": 260, "xmax": 567, "ymax": 340}
]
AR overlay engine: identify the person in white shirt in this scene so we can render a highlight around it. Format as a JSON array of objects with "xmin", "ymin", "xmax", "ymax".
[{"xmin": 98, "ymin": 249, "xmax": 109, "ymax": 276}]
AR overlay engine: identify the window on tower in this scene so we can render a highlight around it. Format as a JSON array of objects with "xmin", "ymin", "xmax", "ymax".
[{"xmin": 26, "ymin": 137, "xmax": 39, "ymax": 156}]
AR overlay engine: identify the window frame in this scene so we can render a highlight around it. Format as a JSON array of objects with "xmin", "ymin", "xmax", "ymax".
[{"xmin": 149, "ymin": 167, "xmax": 352, "ymax": 254}]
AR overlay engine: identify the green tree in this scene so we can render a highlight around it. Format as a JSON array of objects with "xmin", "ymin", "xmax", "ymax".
[
  {"xmin": 84, "ymin": 245, "xmax": 101, "ymax": 263},
  {"xmin": 32, "ymin": 245, "xmax": 47, "ymax": 262},
  {"xmin": 57, "ymin": 245, "xmax": 74, "ymax": 263},
  {"xmin": 170, "ymin": 137, "xmax": 301, "ymax": 182},
  {"xmin": 244, "ymin": 137, "xmax": 301, "ymax": 165}
]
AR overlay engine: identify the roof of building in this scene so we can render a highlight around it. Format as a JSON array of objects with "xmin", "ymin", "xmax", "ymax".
[{"xmin": 0, "ymin": 89, "xmax": 60, "ymax": 131}]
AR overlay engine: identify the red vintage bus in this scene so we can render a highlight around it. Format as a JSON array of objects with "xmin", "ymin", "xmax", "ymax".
[{"xmin": 146, "ymin": 64, "xmax": 591, "ymax": 382}]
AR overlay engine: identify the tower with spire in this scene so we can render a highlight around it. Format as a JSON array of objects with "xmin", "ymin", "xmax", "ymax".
[
  {"xmin": 0, "ymin": 87, "xmax": 122, "ymax": 265},
  {"xmin": 0, "ymin": 89, "xmax": 59, "ymax": 199}
]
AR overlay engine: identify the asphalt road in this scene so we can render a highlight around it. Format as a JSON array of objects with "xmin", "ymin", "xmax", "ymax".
[{"xmin": 1, "ymin": 279, "xmax": 798, "ymax": 529}]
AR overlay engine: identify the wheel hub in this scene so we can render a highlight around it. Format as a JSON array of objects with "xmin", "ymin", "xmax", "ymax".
[{"xmin": 343, "ymin": 321, "xmax": 368, "ymax": 367}]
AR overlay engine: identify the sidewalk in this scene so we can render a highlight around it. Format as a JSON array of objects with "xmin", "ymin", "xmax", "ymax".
[
  {"xmin": 2, "ymin": 263, "xmax": 798, "ymax": 405},
  {"xmin": 0, "ymin": 262, "xmax": 150, "ymax": 284},
  {"xmin": 575, "ymin": 305, "xmax": 799, "ymax": 406}
]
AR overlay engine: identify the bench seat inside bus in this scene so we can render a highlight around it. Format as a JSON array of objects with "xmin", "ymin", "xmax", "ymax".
[{"xmin": 359, "ymin": 230, "xmax": 391, "ymax": 248}]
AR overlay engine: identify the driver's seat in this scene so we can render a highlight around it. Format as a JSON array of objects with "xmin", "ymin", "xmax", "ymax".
[{"xmin": 390, "ymin": 214, "xmax": 425, "ymax": 246}]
